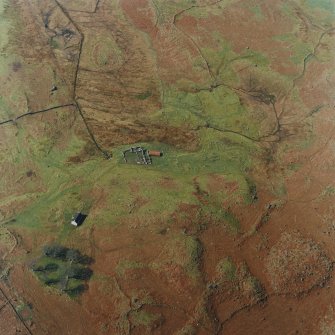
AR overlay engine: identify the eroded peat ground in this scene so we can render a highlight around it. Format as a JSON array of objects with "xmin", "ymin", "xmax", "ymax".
[{"xmin": 0, "ymin": 0, "xmax": 335, "ymax": 334}]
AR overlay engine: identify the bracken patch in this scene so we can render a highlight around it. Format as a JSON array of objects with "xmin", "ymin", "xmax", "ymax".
[{"xmin": 265, "ymin": 231, "xmax": 333, "ymax": 295}]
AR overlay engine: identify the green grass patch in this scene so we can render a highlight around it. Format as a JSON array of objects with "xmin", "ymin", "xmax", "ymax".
[
  {"xmin": 15, "ymin": 302, "xmax": 33, "ymax": 321},
  {"xmin": 0, "ymin": 0, "xmax": 10, "ymax": 63},
  {"xmin": 249, "ymin": 4, "xmax": 264, "ymax": 20},
  {"xmin": 136, "ymin": 91, "xmax": 152, "ymax": 100},
  {"xmin": 246, "ymin": 275, "xmax": 265, "ymax": 299},
  {"xmin": 287, "ymin": 162, "xmax": 301, "ymax": 172},
  {"xmin": 184, "ymin": 236, "xmax": 203, "ymax": 278},
  {"xmin": 306, "ymin": 0, "xmax": 335, "ymax": 13},
  {"xmin": 217, "ymin": 257, "xmax": 236, "ymax": 280},
  {"xmin": 274, "ymin": 34, "xmax": 314, "ymax": 65},
  {"xmin": 245, "ymin": 177, "xmax": 258, "ymax": 204},
  {"xmin": 49, "ymin": 37, "xmax": 59, "ymax": 49},
  {"xmin": 320, "ymin": 185, "xmax": 335, "ymax": 197},
  {"xmin": 131, "ymin": 310, "xmax": 160, "ymax": 327},
  {"xmin": 199, "ymin": 197, "xmax": 240, "ymax": 233}
]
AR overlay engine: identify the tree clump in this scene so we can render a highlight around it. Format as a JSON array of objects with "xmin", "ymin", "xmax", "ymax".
[{"xmin": 32, "ymin": 244, "xmax": 93, "ymax": 297}]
